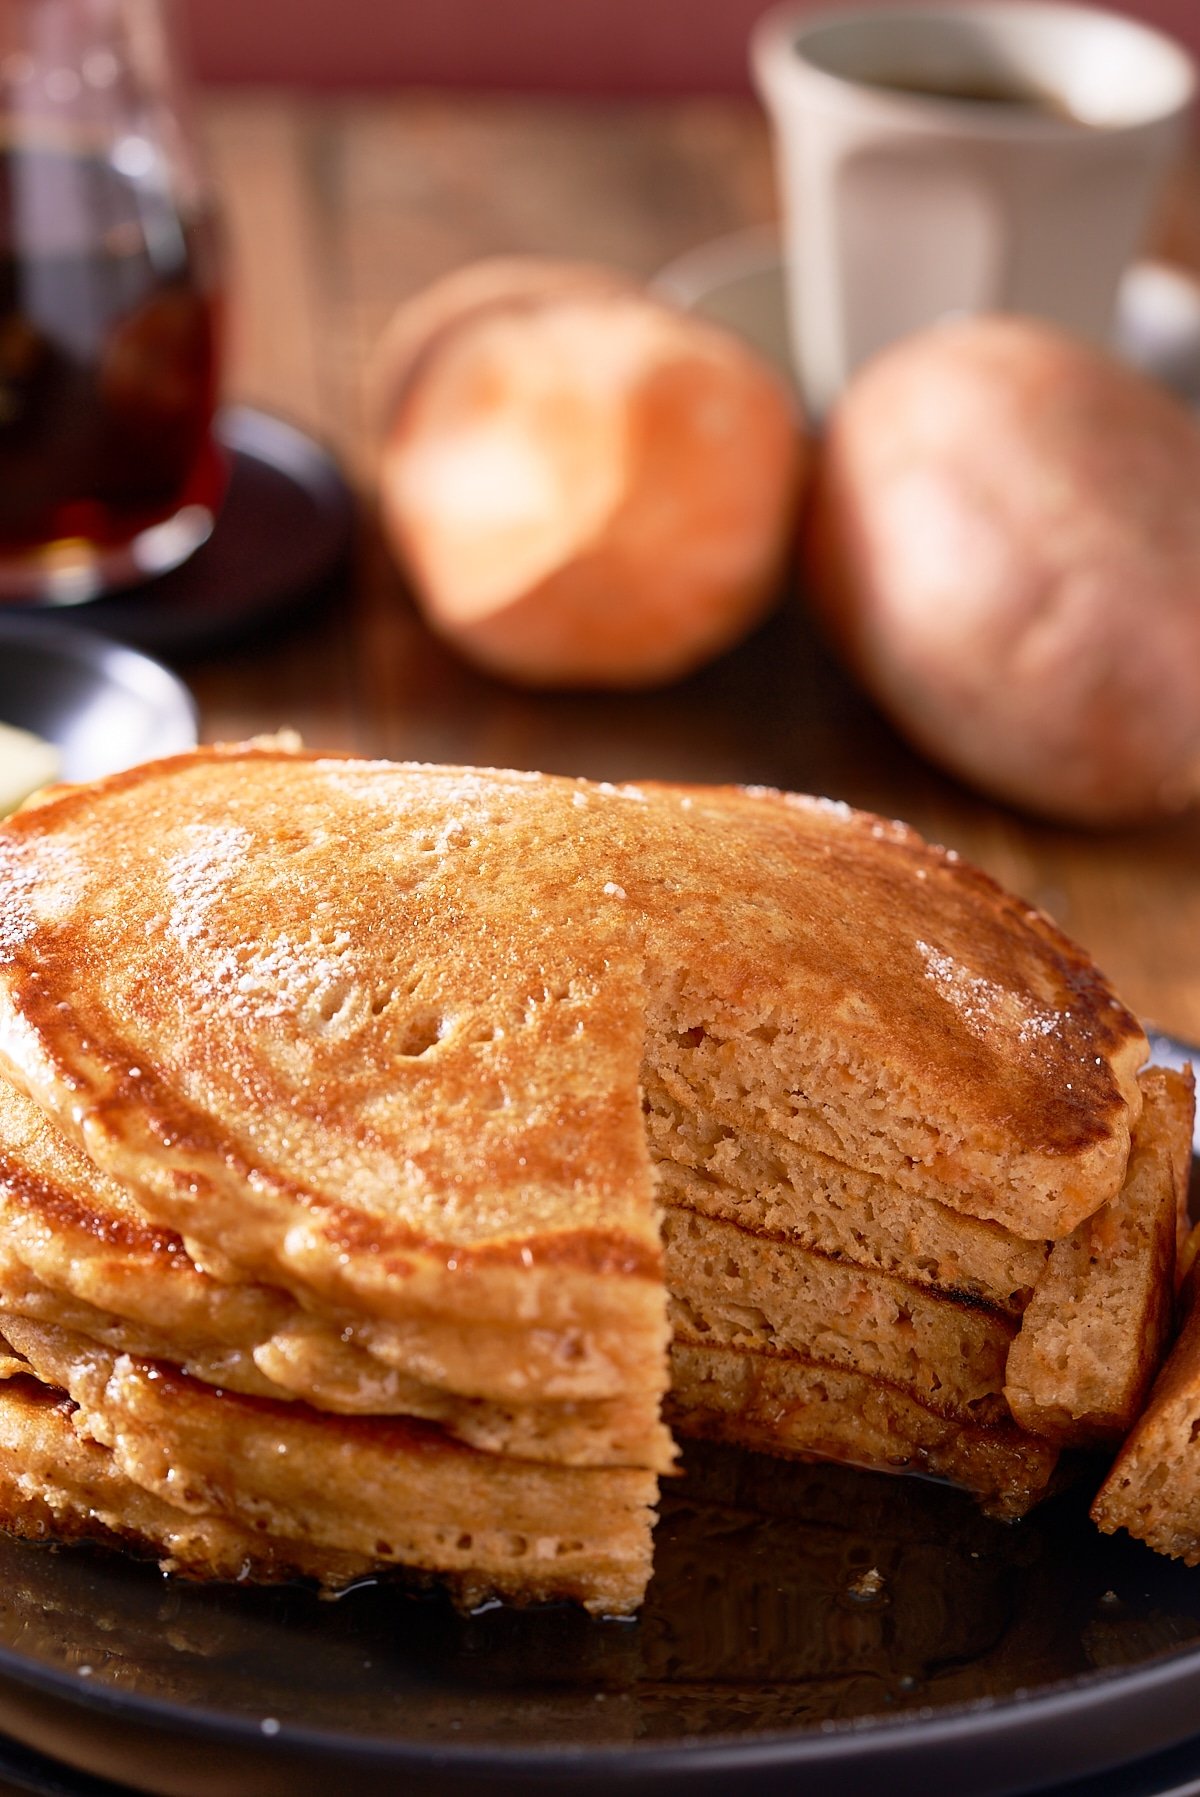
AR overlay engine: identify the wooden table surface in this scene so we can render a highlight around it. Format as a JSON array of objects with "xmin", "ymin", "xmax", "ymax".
[{"xmin": 178, "ymin": 89, "xmax": 1200, "ymax": 1054}]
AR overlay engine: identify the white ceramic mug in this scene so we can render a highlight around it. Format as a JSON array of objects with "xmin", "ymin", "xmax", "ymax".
[{"xmin": 751, "ymin": 2, "xmax": 1196, "ymax": 416}]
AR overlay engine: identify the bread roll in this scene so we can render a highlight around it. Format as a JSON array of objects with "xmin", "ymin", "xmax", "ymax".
[{"xmin": 378, "ymin": 267, "xmax": 805, "ymax": 688}]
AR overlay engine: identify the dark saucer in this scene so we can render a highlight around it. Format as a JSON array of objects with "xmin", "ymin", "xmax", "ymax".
[{"xmin": 4, "ymin": 409, "xmax": 355, "ymax": 660}]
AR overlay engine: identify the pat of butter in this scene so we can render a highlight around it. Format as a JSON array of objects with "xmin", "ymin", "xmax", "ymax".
[{"xmin": 0, "ymin": 721, "xmax": 60, "ymax": 816}]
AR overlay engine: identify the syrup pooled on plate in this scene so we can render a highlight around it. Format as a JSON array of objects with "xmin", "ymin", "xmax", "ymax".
[{"xmin": 2, "ymin": 1443, "xmax": 1200, "ymax": 1750}]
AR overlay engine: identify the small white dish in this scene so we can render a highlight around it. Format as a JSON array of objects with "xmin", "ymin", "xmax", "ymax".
[
  {"xmin": 0, "ymin": 617, "xmax": 198, "ymax": 787},
  {"xmin": 652, "ymin": 227, "xmax": 1200, "ymax": 406}
]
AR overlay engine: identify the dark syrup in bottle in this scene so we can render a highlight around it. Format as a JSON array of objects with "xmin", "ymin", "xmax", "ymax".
[{"xmin": 0, "ymin": 137, "xmax": 222, "ymax": 559}]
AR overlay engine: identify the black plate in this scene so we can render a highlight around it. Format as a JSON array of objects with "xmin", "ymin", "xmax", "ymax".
[
  {"xmin": 0, "ymin": 1053, "xmax": 1196, "ymax": 1797},
  {"xmin": 2, "ymin": 409, "xmax": 355, "ymax": 660},
  {"xmin": 2, "ymin": 1448, "xmax": 1200, "ymax": 1797},
  {"xmin": 0, "ymin": 618, "xmax": 197, "ymax": 783}
]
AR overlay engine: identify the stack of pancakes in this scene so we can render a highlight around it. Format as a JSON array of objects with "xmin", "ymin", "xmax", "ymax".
[{"xmin": 0, "ymin": 750, "xmax": 1189, "ymax": 1612}]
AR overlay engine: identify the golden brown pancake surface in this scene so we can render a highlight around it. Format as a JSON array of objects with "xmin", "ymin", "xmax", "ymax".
[{"xmin": 0, "ymin": 751, "xmax": 1144, "ymax": 1291}]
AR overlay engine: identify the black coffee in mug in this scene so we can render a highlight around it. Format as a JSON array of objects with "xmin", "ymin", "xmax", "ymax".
[{"xmin": 859, "ymin": 67, "xmax": 1080, "ymax": 119}]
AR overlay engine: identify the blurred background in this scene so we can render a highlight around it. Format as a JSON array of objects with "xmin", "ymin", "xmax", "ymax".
[
  {"xmin": 180, "ymin": 0, "xmax": 1200, "ymax": 93},
  {"xmin": 6, "ymin": 0, "xmax": 1200, "ymax": 1041}
]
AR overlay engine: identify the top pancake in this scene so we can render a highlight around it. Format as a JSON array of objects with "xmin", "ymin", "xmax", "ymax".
[{"xmin": 0, "ymin": 751, "xmax": 1145, "ymax": 1345}]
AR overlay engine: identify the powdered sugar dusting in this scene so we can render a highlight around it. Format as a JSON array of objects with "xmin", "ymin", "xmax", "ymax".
[
  {"xmin": 0, "ymin": 859, "xmax": 38, "ymax": 963},
  {"xmin": 1016, "ymin": 1014, "xmax": 1061, "ymax": 1043},
  {"xmin": 317, "ymin": 765, "xmax": 548, "ymax": 847},
  {"xmin": 787, "ymin": 793, "xmax": 854, "ymax": 822},
  {"xmin": 0, "ymin": 838, "xmax": 86, "ymax": 963},
  {"xmin": 596, "ymin": 782, "xmax": 648, "ymax": 803},
  {"xmin": 195, "ymin": 929, "xmax": 359, "ymax": 1022},
  {"xmin": 743, "ymin": 786, "xmax": 859, "ymax": 824},
  {"xmin": 319, "ymin": 764, "xmax": 537, "ymax": 811},
  {"xmin": 165, "ymin": 825, "xmax": 251, "ymax": 949},
  {"xmin": 739, "ymin": 787, "xmax": 915, "ymax": 842},
  {"xmin": 916, "ymin": 939, "xmax": 1064, "ymax": 1047},
  {"xmin": 316, "ymin": 764, "xmax": 404, "ymax": 808}
]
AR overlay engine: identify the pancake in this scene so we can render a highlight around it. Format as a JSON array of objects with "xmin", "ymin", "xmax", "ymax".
[
  {"xmin": 667, "ymin": 1344, "xmax": 1060, "ymax": 1520},
  {"xmin": 0, "ymin": 757, "xmax": 673, "ymax": 1405},
  {"xmin": 1006, "ymin": 1067, "xmax": 1191, "ymax": 1448},
  {"xmin": 662, "ymin": 1204, "xmax": 1016, "ymax": 1422},
  {"xmin": 0, "ymin": 753, "xmax": 1144, "ymax": 1299},
  {"xmin": 0, "ymin": 1316, "xmax": 657, "ymax": 1614},
  {"xmin": 0, "ymin": 1365, "xmax": 383, "ymax": 1590},
  {"xmin": 0, "ymin": 751, "xmax": 1160, "ymax": 1604},
  {"xmin": 1091, "ymin": 1248, "xmax": 1200, "ymax": 1563},
  {"xmin": 0, "ymin": 1076, "xmax": 671, "ymax": 1468},
  {"xmin": 646, "ymin": 1086, "xmax": 1050, "ymax": 1315},
  {"xmin": 0, "ymin": 1066, "xmax": 1023, "ymax": 1464}
]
